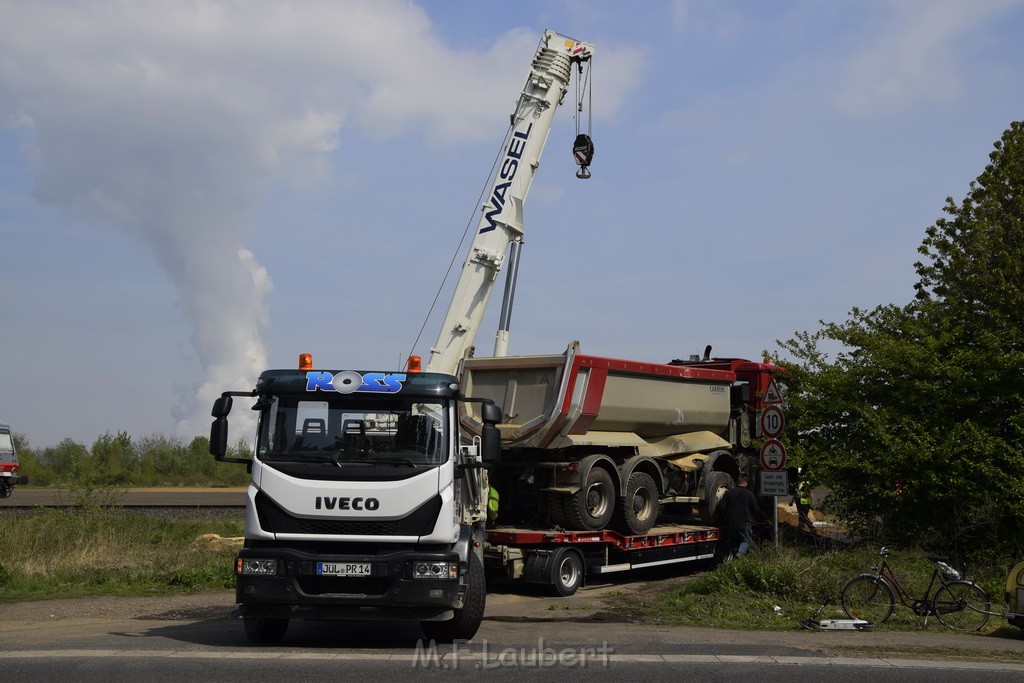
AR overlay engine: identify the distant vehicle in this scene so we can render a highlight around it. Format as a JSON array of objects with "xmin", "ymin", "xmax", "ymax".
[{"xmin": 0, "ymin": 423, "xmax": 28, "ymax": 498}]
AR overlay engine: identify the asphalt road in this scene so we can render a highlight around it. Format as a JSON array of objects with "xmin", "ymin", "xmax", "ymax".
[{"xmin": 2, "ymin": 575, "xmax": 1024, "ymax": 681}]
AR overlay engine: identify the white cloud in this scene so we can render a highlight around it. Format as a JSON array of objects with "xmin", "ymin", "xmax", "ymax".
[
  {"xmin": 837, "ymin": 0, "xmax": 1022, "ymax": 115},
  {"xmin": 0, "ymin": 1, "xmax": 640, "ymax": 437}
]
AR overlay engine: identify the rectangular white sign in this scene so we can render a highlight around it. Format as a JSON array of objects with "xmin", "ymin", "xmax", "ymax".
[{"xmin": 760, "ymin": 470, "xmax": 789, "ymax": 497}]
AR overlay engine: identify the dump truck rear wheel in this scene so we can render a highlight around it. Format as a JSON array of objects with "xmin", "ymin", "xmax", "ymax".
[
  {"xmin": 556, "ymin": 466, "xmax": 615, "ymax": 531},
  {"xmin": 700, "ymin": 471, "xmax": 734, "ymax": 522},
  {"xmin": 612, "ymin": 471, "xmax": 659, "ymax": 535}
]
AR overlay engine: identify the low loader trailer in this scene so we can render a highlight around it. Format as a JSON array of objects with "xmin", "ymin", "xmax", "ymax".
[{"xmin": 484, "ymin": 522, "xmax": 721, "ymax": 596}]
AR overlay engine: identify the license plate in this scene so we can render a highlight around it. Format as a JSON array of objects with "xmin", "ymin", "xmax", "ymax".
[{"xmin": 316, "ymin": 562, "xmax": 372, "ymax": 577}]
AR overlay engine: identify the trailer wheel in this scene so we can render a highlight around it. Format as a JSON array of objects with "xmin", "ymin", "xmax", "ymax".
[
  {"xmin": 421, "ymin": 552, "xmax": 486, "ymax": 643},
  {"xmin": 549, "ymin": 547, "xmax": 585, "ymax": 597},
  {"xmin": 557, "ymin": 466, "xmax": 615, "ymax": 531},
  {"xmin": 243, "ymin": 616, "xmax": 289, "ymax": 644},
  {"xmin": 700, "ymin": 471, "xmax": 734, "ymax": 522},
  {"xmin": 612, "ymin": 471, "xmax": 659, "ymax": 535}
]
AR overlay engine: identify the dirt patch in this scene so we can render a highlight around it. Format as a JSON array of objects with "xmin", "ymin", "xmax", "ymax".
[{"xmin": 0, "ymin": 590, "xmax": 237, "ymax": 633}]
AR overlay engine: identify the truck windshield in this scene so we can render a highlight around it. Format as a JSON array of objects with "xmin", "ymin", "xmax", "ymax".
[{"xmin": 254, "ymin": 396, "xmax": 448, "ymax": 466}]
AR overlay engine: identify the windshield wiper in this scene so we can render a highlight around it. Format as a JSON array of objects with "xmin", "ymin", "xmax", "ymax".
[{"xmin": 357, "ymin": 457, "xmax": 420, "ymax": 467}]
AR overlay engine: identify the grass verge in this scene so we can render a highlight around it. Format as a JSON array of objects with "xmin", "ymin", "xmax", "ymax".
[
  {"xmin": 627, "ymin": 544, "xmax": 1014, "ymax": 635},
  {"xmin": 0, "ymin": 508, "xmax": 243, "ymax": 601}
]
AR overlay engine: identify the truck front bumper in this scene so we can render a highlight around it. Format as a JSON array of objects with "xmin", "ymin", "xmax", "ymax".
[{"xmin": 235, "ymin": 546, "xmax": 467, "ymax": 621}]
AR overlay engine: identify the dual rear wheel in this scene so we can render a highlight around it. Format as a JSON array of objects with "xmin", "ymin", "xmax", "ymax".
[{"xmin": 551, "ymin": 467, "xmax": 659, "ymax": 535}]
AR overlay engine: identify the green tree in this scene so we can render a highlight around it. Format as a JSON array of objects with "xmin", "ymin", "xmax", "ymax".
[
  {"xmin": 90, "ymin": 431, "xmax": 138, "ymax": 484},
  {"xmin": 40, "ymin": 438, "xmax": 90, "ymax": 482},
  {"xmin": 780, "ymin": 122, "xmax": 1024, "ymax": 559},
  {"xmin": 10, "ymin": 432, "xmax": 45, "ymax": 485}
]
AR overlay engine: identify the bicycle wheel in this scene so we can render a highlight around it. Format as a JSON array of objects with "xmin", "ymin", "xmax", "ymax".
[
  {"xmin": 841, "ymin": 574, "xmax": 895, "ymax": 624},
  {"xmin": 932, "ymin": 581, "xmax": 991, "ymax": 632}
]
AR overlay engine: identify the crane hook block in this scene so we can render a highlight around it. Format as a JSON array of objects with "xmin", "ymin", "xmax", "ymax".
[{"xmin": 573, "ymin": 134, "xmax": 594, "ymax": 179}]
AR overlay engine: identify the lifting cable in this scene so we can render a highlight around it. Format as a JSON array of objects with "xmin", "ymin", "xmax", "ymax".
[
  {"xmin": 573, "ymin": 59, "xmax": 594, "ymax": 178},
  {"xmin": 406, "ymin": 124, "xmax": 515, "ymax": 364}
]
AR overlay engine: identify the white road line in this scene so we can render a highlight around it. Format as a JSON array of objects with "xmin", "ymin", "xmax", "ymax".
[{"xmin": 0, "ymin": 650, "xmax": 1022, "ymax": 672}]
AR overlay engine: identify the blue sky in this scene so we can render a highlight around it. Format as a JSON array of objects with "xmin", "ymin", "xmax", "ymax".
[{"xmin": 2, "ymin": 0, "xmax": 1022, "ymax": 448}]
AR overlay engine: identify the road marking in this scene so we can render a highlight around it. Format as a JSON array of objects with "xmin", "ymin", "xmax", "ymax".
[{"xmin": 1, "ymin": 650, "xmax": 1022, "ymax": 672}]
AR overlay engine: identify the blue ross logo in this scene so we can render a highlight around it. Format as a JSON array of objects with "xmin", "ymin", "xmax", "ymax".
[{"xmin": 305, "ymin": 371, "xmax": 407, "ymax": 394}]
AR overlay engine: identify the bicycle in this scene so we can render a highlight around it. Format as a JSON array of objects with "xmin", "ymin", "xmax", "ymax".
[{"xmin": 841, "ymin": 546, "xmax": 991, "ymax": 631}]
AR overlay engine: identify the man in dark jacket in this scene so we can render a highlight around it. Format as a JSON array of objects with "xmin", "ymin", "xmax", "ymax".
[{"xmin": 715, "ymin": 476, "xmax": 765, "ymax": 559}]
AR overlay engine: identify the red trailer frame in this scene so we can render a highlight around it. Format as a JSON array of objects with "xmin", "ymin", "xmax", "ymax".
[{"xmin": 484, "ymin": 523, "xmax": 721, "ymax": 596}]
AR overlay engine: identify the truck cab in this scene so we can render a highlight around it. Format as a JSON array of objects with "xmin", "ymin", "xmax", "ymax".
[
  {"xmin": 0, "ymin": 423, "xmax": 28, "ymax": 498},
  {"xmin": 210, "ymin": 360, "xmax": 501, "ymax": 643}
]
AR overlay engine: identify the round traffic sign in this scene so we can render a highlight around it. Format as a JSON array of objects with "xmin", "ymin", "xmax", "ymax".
[
  {"xmin": 759, "ymin": 439, "xmax": 787, "ymax": 471},
  {"xmin": 759, "ymin": 406, "xmax": 785, "ymax": 438}
]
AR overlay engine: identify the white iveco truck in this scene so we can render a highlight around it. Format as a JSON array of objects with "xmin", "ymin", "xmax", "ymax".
[{"xmin": 210, "ymin": 30, "xmax": 596, "ymax": 644}]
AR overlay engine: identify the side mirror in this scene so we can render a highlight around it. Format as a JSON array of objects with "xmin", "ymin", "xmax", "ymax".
[
  {"xmin": 211, "ymin": 395, "xmax": 233, "ymax": 418},
  {"xmin": 210, "ymin": 417, "xmax": 229, "ymax": 458},
  {"xmin": 480, "ymin": 402, "xmax": 502, "ymax": 465},
  {"xmin": 480, "ymin": 402, "xmax": 502, "ymax": 426}
]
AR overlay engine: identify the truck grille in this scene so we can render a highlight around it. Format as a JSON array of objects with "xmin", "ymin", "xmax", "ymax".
[{"xmin": 254, "ymin": 491, "xmax": 442, "ymax": 537}]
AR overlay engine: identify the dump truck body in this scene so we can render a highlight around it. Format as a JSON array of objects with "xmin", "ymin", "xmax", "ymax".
[
  {"xmin": 460, "ymin": 342, "xmax": 782, "ymax": 534},
  {"xmin": 460, "ymin": 348, "xmax": 736, "ymax": 453}
]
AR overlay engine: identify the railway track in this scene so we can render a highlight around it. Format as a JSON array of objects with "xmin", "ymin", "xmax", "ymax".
[{"xmin": 0, "ymin": 488, "xmax": 245, "ymax": 519}]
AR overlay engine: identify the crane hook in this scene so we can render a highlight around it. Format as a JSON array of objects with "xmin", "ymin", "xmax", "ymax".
[{"xmin": 573, "ymin": 133, "xmax": 594, "ymax": 180}]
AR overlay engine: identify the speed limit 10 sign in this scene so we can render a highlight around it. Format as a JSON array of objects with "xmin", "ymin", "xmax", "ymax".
[{"xmin": 759, "ymin": 406, "xmax": 785, "ymax": 438}]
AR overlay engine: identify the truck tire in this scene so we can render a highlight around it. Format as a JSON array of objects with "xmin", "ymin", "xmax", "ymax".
[
  {"xmin": 421, "ymin": 552, "xmax": 486, "ymax": 643},
  {"xmin": 549, "ymin": 547, "xmax": 585, "ymax": 597},
  {"xmin": 555, "ymin": 466, "xmax": 615, "ymax": 531},
  {"xmin": 700, "ymin": 471, "xmax": 734, "ymax": 522},
  {"xmin": 612, "ymin": 471, "xmax": 659, "ymax": 535},
  {"xmin": 243, "ymin": 616, "xmax": 289, "ymax": 644}
]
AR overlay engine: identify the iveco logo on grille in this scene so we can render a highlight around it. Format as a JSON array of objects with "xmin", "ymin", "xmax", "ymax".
[{"xmin": 315, "ymin": 496, "xmax": 380, "ymax": 511}]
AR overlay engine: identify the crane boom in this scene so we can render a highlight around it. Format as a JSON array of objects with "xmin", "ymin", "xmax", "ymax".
[{"xmin": 426, "ymin": 30, "xmax": 594, "ymax": 374}]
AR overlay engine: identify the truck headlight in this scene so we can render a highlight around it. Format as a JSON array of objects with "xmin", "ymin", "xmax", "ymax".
[
  {"xmin": 237, "ymin": 558, "xmax": 279, "ymax": 576},
  {"xmin": 410, "ymin": 562, "xmax": 458, "ymax": 580}
]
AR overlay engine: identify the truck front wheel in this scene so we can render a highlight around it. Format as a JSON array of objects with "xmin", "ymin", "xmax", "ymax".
[
  {"xmin": 243, "ymin": 616, "xmax": 289, "ymax": 644},
  {"xmin": 421, "ymin": 553, "xmax": 486, "ymax": 643}
]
